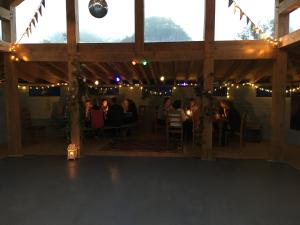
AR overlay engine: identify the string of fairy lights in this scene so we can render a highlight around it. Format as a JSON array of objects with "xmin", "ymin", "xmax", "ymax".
[{"xmin": 8, "ymin": 80, "xmax": 300, "ymax": 97}]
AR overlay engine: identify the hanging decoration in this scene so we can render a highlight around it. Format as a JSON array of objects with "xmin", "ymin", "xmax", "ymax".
[
  {"xmin": 88, "ymin": 0, "xmax": 108, "ymax": 18},
  {"xmin": 227, "ymin": 0, "xmax": 279, "ymax": 46},
  {"xmin": 9, "ymin": 0, "xmax": 47, "ymax": 62}
]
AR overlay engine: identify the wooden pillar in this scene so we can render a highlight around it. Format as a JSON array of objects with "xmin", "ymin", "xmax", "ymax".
[
  {"xmin": 271, "ymin": 0, "xmax": 289, "ymax": 160},
  {"xmin": 201, "ymin": 0, "xmax": 215, "ymax": 159},
  {"xmin": 4, "ymin": 54, "xmax": 22, "ymax": 155},
  {"xmin": 2, "ymin": 5, "xmax": 21, "ymax": 156},
  {"xmin": 135, "ymin": 0, "xmax": 144, "ymax": 54},
  {"xmin": 66, "ymin": 0, "xmax": 81, "ymax": 156}
]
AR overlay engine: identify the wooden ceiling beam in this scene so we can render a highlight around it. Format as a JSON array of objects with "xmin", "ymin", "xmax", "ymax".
[
  {"xmin": 16, "ymin": 62, "xmax": 59, "ymax": 83},
  {"xmin": 148, "ymin": 62, "xmax": 158, "ymax": 84},
  {"xmin": 279, "ymin": 0, "xmax": 300, "ymax": 15},
  {"xmin": 234, "ymin": 61, "xmax": 257, "ymax": 82},
  {"xmin": 214, "ymin": 41, "xmax": 275, "ymax": 60},
  {"xmin": 0, "ymin": 6, "xmax": 10, "ymax": 20},
  {"xmin": 280, "ymin": 29, "xmax": 300, "ymax": 48},
  {"xmin": 17, "ymin": 41, "xmax": 275, "ymax": 62},
  {"xmin": 9, "ymin": 0, "xmax": 24, "ymax": 7},
  {"xmin": 251, "ymin": 63, "xmax": 272, "ymax": 83},
  {"xmin": 85, "ymin": 63, "xmax": 110, "ymax": 84}
]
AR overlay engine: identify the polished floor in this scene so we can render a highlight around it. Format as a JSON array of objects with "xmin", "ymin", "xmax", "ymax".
[{"xmin": 1, "ymin": 157, "xmax": 300, "ymax": 225}]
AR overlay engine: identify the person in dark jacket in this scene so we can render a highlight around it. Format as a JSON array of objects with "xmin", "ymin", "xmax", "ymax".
[{"xmin": 105, "ymin": 97, "xmax": 124, "ymax": 126}]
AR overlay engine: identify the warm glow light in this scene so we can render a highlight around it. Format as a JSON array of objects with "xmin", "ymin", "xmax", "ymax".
[
  {"xmin": 95, "ymin": 80, "xmax": 99, "ymax": 85},
  {"xmin": 160, "ymin": 76, "xmax": 165, "ymax": 82},
  {"xmin": 131, "ymin": 60, "xmax": 138, "ymax": 66},
  {"xmin": 186, "ymin": 110, "xmax": 192, "ymax": 116},
  {"xmin": 22, "ymin": 86, "xmax": 27, "ymax": 90},
  {"xmin": 10, "ymin": 55, "xmax": 15, "ymax": 60},
  {"xmin": 22, "ymin": 56, "xmax": 28, "ymax": 61},
  {"xmin": 130, "ymin": 86, "xmax": 133, "ymax": 90}
]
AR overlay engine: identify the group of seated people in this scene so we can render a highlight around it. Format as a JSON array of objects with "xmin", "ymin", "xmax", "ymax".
[
  {"xmin": 157, "ymin": 97, "xmax": 241, "ymax": 144},
  {"xmin": 84, "ymin": 97, "xmax": 138, "ymax": 130}
]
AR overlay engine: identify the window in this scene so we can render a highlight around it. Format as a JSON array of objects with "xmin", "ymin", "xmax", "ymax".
[
  {"xmin": 144, "ymin": 0, "xmax": 204, "ymax": 42},
  {"xmin": 215, "ymin": 0, "xmax": 274, "ymax": 40},
  {"xmin": 78, "ymin": 0, "xmax": 135, "ymax": 43},
  {"xmin": 0, "ymin": 21, "xmax": 2, "ymax": 40},
  {"xmin": 289, "ymin": 8, "xmax": 300, "ymax": 33},
  {"xmin": 16, "ymin": 0, "xmax": 67, "ymax": 43}
]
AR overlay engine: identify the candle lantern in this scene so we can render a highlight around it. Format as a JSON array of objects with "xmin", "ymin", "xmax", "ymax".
[{"xmin": 67, "ymin": 144, "xmax": 78, "ymax": 160}]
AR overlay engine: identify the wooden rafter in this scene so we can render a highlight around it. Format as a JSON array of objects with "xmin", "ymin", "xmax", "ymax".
[
  {"xmin": 280, "ymin": 29, "xmax": 300, "ymax": 48},
  {"xmin": 279, "ymin": 0, "xmax": 300, "ymax": 14},
  {"xmin": 233, "ymin": 61, "xmax": 257, "ymax": 82}
]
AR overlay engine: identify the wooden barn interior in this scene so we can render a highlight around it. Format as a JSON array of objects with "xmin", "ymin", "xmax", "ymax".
[
  {"xmin": 1, "ymin": 0, "xmax": 300, "ymax": 224},
  {"xmin": 0, "ymin": 0, "xmax": 300, "ymax": 161}
]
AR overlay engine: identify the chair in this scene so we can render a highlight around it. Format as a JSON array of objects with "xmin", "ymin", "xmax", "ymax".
[
  {"xmin": 153, "ymin": 106, "xmax": 165, "ymax": 133},
  {"xmin": 192, "ymin": 110, "xmax": 202, "ymax": 146},
  {"xmin": 166, "ymin": 111, "xmax": 183, "ymax": 151}
]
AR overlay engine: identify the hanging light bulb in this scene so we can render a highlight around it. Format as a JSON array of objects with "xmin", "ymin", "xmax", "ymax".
[{"xmin": 94, "ymin": 80, "xmax": 99, "ymax": 85}]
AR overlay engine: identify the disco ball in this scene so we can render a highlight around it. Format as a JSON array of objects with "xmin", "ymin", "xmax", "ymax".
[{"xmin": 88, "ymin": 0, "xmax": 108, "ymax": 18}]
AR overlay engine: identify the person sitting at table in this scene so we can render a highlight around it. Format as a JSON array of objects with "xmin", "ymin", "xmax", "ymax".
[
  {"xmin": 219, "ymin": 99, "xmax": 241, "ymax": 134},
  {"xmin": 189, "ymin": 98, "xmax": 201, "ymax": 130},
  {"xmin": 157, "ymin": 97, "xmax": 173, "ymax": 125},
  {"xmin": 171, "ymin": 100, "xmax": 190, "ymax": 142},
  {"xmin": 105, "ymin": 97, "xmax": 124, "ymax": 127},
  {"xmin": 123, "ymin": 98, "xmax": 138, "ymax": 124},
  {"xmin": 172, "ymin": 100, "xmax": 188, "ymax": 122}
]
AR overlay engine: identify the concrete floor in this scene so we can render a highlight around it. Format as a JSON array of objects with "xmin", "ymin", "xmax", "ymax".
[{"xmin": 1, "ymin": 157, "xmax": 300, "ymax": 225}]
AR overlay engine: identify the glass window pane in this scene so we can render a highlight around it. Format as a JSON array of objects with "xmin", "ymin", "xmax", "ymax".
[
  {"xmin": 78, "ymin": 0, "xmax": 135, "ymax": 43},
  {"xmin": 144, "ymin": 0, "xmax": 204, "ymax": 42},
  {"xmin": 215, "ymin": 0, "xmax": 274, "ymax": 40},
  {"xmin": 0, "ymin": 21, "xmax": 2, "ymax": 40},
  {"xmin": 289, "ymin": 8, "xmax": 300, "ymax": 33},
  {"xmin": 16, "ymin": 0, "xmax": 67, "ymax": 43}
]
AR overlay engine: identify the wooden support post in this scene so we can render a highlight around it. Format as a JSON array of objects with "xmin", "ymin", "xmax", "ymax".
[
  {"xmin": 135, "ymin": 0, "xmax": 144, "ymax": 55},
  {"xmin": 4, "ymin": 54, "xmax": 22, "ymax": 156},
  {"xmin": 2, "ymin": 5, "xmax": 21, "ymax": 156},
  {"xmin": 66, "ymin": 0, "xmax": 81, "ymax": 156},
  {"xmin": 201, "ymin": 0, "xmax": 215, "ymax": 160},
  {"xmin": 271, "ymin": 0, "xmax": 289, "ymax": 160}
]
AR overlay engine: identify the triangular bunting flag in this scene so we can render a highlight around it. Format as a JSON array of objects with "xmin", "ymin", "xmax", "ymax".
[
  {"xmin": 246, "ymin": 16, "xmax": 250, "ymax": 25},
  {"xmin": 228, "ymin": 0, "xmax": 234, "ymax": 7},
  {"xmin": 38, "ymin": 6, "xmax": 42, "ymax": 16},
  {"xmin": 34, "ymin": 12, "xmax": 38, "ymax": 23},
  {"xmin": 234, "ymin": 5, "xmax": 237, "ymax": 14},
  {"xmin": 251, "ymin": 22, "xmax": 255, "ymax": 30},
  {"xmin": 41, "ymin": 0, "xmax": 45, "ymax": 8},
  {"xmin": 28, "ymin": 24, "xmax": 32, "ymax": 33},
  {"xmin": 26, "ymin": 28, "xmax": 29, "ymax": 38},
  {"xmin": 31, "ymin": 18, "xmax": 36, "ymax": 27},
  {"xmin": 240, "ymin": 10, "xmax": 244, "ymax": 20}
]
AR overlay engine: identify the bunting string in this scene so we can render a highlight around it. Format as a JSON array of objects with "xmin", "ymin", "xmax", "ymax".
[
  {"xmin": 228, "ymin": 0, "xmax": 279, "ymax": 46},
  {"xmin": 10, "ymin": 0, "xmax": 46, "ymax": 53}
]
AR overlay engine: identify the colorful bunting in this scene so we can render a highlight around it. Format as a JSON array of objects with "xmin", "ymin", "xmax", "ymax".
[
  {"xmin": 34, "ymin": 12, "xmax": 39, "ymax": 23},
  {"xmin": 15, "ymin": 0, "xmax": 46, "ymax": 44},
  {"xmin": 227, "ymin": 0, "xmax": 279, "ymax": 45},
  {"xmin": 38, "ymin": 6, "xmax": 42, "ymax": 16},
  {"xmin": 239, "ymin": 10, "xmax": 244, "ymax": 20},
  {"xmin": 31, "ymin": 18, "xmax": 36, "ymax": 27},
  {"xmin": 246, "ymin": 17, "xmax": 250, "ymax": 25}
]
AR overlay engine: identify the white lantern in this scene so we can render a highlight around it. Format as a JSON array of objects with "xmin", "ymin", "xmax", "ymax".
[{"xmin": 67, "ymin": 144, "xmax": 77, "ymax": 160}]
